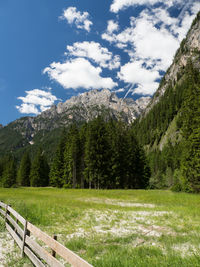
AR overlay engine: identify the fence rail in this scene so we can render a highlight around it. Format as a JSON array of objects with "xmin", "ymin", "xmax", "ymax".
[{"xmin": 0, "ymin": 201, "xmax": 93, "ymax": 267}]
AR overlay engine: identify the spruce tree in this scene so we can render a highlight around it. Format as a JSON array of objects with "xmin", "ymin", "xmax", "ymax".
[
  {"xmin": 49, "ymin": 129, "xmax": 67, "ymax": 187},
  {"xmin": 63, "ymin": 124, "xmax": 80, "ymax": 188},
  {"xmin": 30, "ymin": 149, "xmax": 49, "ymax": 187},
  {"xmin": 17, "ymin": 151, "xmax": 31, "ymax": 186},
  {"xmin": 2, "ymin": 155, "xmax": 16, "ymax": 188},
  {"xmin": 84, "ymin": 117, "xmax": 110, "ymax": 189}
]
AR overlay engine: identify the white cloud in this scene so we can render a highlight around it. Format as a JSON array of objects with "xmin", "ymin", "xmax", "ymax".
[
  {"xmin": 16, "ymin": 89, "xmax": 58, "ymax": 115},
  {"xmin": 102, "ymin": 25, "xmax": 135, "ymax": 49},
  {"xmin": 191, "ymin": 2, "xmax": 200, "ymax": 14},
  {"xmin": 110, "ymin": 0, "xmax": 183, "ymax": 13},
  {"xmin": 66, "ymin": 41, "xmax": 120, "ymax": 70},
  {"xmin": 102, "ymin": 3, "xmax": 199, "ymax": 96},
  {"xmin": 118, "ymin": 60, "xmax": 160, "ymax": 95},
  {"xmin": 60, "ymin": 7, "xmax": 93, "ymax": 32},
  {"xmin": 107, "ymin": 20, "xmax": 119, "ymax": 33},
  {"xmin": 16, "ymin": 103, "xmax": 40, "ymax": 115},
  {"xmin": 43, "ymin": 58, "xmax": 117, "ymax": 90},
  {"xmin": 130, "ymin": 14, "xmax": 180, "ymax": 70},
  {"xmin": 172, "ymin": 11, "xmax": 198, "ymax": 41},
  {"xmin": 113, "ymin": 88, "xmax": 125, "ymax": 93},
  {"xmin": 103, "ymin": 13, "xmax": 179, "ymax": 71}
]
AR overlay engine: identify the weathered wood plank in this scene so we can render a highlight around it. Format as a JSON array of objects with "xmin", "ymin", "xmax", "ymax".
[
  {"xmin": 0, "ymin": 201, "xmax": 7, "ymax": 209},
  {"xmin": 24, "ymin": 246, "xmax": 45, "ymax": 267},
  {"xmin": 27, "ymin": 222, "xmax": 93, "ymax": 267},
  {"xmin": 7, "ymin": 206, "xmax": 26, "ymax": 226},
  {"xmin": 6, "ymin": 214, "xmax": 24, "ymax": 238},
  {"xmin": 6, "ymin": 223, "xmax": 23, "ymax": 249},
  {"xmin": 21, "ymin": 220, "xmax": 27, "ymax": 257},
  {"xmin": 0, "ymin": 208, "xmax": 5, "ymax": 217},
  {"xmin": 26, "ymin": 235, "xmax": 64, "ymax": 267}
]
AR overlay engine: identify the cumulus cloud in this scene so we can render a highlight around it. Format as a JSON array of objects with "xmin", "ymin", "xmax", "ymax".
[
  {"xmin": 43, "ymin": 58, "xmax": 117, "ymax": 90},
  {"xmin": 103, "ymin": 12, "xmax": 179, "ymax": 71},
  {"xmin": 110, "ymin": 0, "xmax": 184, "ymax": 13},
  {"xmin": 103, "ymin": 2, "xmax": 200, "ymax": 96},
  {"xmin": 16, "ymin": 89, "xmax": 58, "ymax": 115},
  {"xmin": 130, "ymin": 14, "xmax": 180, "ymax": 70},
  {"xmin": 107, "ymin": 20, "xmax": 119, "ymax": 33},
  {"xmin": 66, "ymin": 41, "xmax": 120, "ymax": 70},
  {"xmin": 118, "ymin": 60, "xmax": 160, "ymax": 95},
  {"xmin": 60, "ymin": 7, "xmax": 93, "ymax": 32}
]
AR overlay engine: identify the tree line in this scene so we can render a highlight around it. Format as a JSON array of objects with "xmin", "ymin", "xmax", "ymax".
[
  {"xmin": 0, "ymin": 118, "xmax": 150, "ymax": 189},
  {"xmin": 0, "ymin": 148, "xmax": 49, "ymax": 188}
]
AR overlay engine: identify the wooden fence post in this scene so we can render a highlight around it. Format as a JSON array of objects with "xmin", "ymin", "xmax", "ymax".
[
  {"xmin": 52, "ymin": 234, "xmax": 57, "ymax": 257},
  {"xmin": 15, "ymin": 219, "xmax": 19, "ymax": 233},
  {"xmin": 21, "ymin": 220, "xmax": 28, "ymax": 257},
  {"xmin": 5, "ymin": 204, "xmax": 10, "ymax": 224}
]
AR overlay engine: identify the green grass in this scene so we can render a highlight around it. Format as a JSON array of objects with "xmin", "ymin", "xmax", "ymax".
[{"xmin": 1, "ymin": 188, "xmax": 200, "ymax": 266}]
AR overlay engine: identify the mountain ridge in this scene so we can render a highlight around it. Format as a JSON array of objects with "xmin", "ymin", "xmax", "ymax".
[
  {"xmin": 0, "ymin": 89, "xmax": 150, "ymax": 157},
  {"xmin": 144, "ymin": 12, "xmax": 200, "ymax": 116}
]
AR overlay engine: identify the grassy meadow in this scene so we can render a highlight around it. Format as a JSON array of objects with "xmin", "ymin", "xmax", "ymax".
[{"xmin": 1, "ymin": 188, "xmax": 200, "ymax": 266}]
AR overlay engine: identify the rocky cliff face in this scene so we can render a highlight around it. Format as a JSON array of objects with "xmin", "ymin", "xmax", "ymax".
[
  {"xmin": 144, "ymin": 13, "xmax": 200, "ymax": 115},
  {"xmin": 4, "ymin": 89, "xmax": 150, "ymax": 143}
]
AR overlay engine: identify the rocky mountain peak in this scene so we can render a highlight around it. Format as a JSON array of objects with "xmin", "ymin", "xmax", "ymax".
[
  {"xmin": 2, "ymin": 89, "xmax": 151, "ymax": 146},
  {"xmin": 55, "ymin": 89, "xmax": 150, "ymax": 122}
]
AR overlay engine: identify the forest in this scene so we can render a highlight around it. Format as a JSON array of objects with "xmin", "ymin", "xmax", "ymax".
[{"xmin": 0, "ymin": 118, "xmax": 150, "ymax": 189}]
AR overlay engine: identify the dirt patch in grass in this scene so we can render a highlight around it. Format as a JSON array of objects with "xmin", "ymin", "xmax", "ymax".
[
  {"xmin": 66, "ymin": 209, "xmax": 175, "ymax": 241},
  {"xmin": 81, "ymin": 197, "xmax": 156, "ymax": 208}
]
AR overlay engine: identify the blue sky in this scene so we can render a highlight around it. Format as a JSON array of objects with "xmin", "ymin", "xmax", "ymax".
[{"xmin": 0, "ymin": 0, "xmax": 199, "ymax": 125}]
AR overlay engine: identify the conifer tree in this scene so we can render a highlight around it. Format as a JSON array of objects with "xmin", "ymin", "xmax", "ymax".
[
  {"xmin": 2, "ymin": 155, "xmax": 16, "ymax": 188},
  {"xmin": 30, "ymin": 149, "xmax": 49, "ymax": 187},
  {"xmin": 49, "ymin": 129, "xmax": 67, "ymax": 187},
  {"xmin": 17, "ymin": 151, "xmax": 31, "ymax": 186},
  {"xmin": 84, "ymin": 117, "xmax": 110, "ymax": 189},
  {"xmin": 63, "ymin": 124, "xmax": 80, "ymax": 188}
]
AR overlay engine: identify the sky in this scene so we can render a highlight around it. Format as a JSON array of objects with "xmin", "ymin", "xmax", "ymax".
[{"xmin": 0, "ymin": 0, "xmax": 199, "ymax": 125}]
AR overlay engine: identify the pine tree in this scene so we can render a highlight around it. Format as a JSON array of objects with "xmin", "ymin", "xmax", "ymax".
[
  {"xmin": 84, "ymin": 117, "xmax": 110, "ymax": 189},
  {"xmin": 30, "ymin": 149, "xmax": 49, "ymax": 187},
  {"xmin": 79, "ymin": 123, "xmax": 87, "ymax": 188},
  {"xmin": 63, "ymin": 124, "xmax": 80, "ymax": 188},
  {"xmin": 49, "ymin": 129, "xmax": 67, "ymax": 188},
  {"xmin": 17, "ymin": 151, "xmax": 31, "ymax": 186},
  {"xmin": 2, "ymin": 155, "xmax": 16, "ymax": 188}
]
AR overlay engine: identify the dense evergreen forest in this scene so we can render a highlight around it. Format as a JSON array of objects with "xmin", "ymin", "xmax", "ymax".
[
  {"xmin": 0, "ymin": 118, "xmax": 150, "ymax": 189},
  {"xmin": 133, "ymin": 60, "xmax": 200, "ymax": 193}
]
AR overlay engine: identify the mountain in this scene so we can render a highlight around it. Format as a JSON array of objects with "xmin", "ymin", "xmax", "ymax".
[
  {"xmin": 144, "ymin": 12, "xmax": 200, "ymax": 116},
  {"xmin": 0, "ymin": 89, "xmax": 150, "ymax": 158},
  {"xmin": 134, "ymin": 12, "xmax": 200, "ymax": 191}
]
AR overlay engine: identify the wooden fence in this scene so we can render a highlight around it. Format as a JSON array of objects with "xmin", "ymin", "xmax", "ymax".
[{"xmin": 0, "ymin": 201, "xmax": 93, "ymax": 267}]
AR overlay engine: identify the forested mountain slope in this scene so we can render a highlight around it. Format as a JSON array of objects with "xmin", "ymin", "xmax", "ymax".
[
  {"xmin": 144, "ymin": 12, "xmax": 200, "ymax": 116},
  {"xmin": 133, "ymin": 12, "xmax": 200, "ymax": 192}
]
